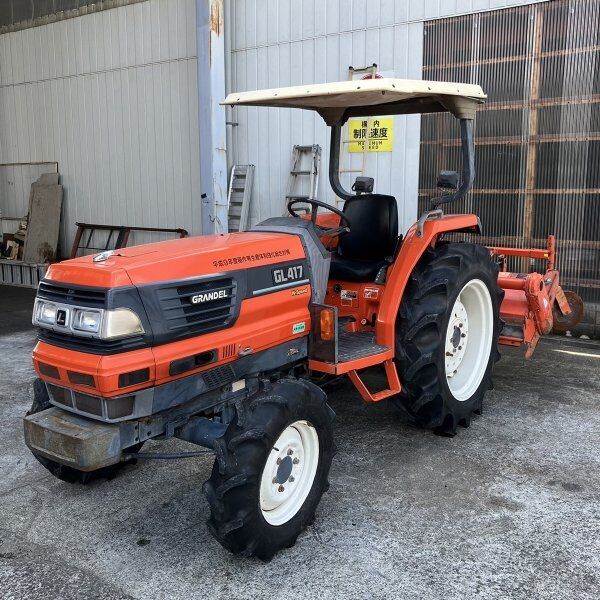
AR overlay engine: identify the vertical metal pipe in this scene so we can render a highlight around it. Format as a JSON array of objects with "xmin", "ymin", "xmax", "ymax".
[
  {"xmin": 197, "ymin": 0, "xmax": 228, "ymax": 234},
  {"xmin": 329, "ymin": 124, "xmax": 354, "ymax": 202}
]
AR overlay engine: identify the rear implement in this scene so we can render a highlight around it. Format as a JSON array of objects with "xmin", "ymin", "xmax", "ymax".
[{"xmin": 492, "ymin": 235, "xmax": 580, "ymax": 357}]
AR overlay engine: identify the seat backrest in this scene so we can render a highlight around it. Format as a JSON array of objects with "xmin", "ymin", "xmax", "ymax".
[{"xmin": 338, "ymin": 194, "xmax": 398, "ymax": 261}]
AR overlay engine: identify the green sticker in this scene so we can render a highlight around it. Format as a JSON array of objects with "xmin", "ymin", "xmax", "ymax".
[{"xmin": 292, "ymin": 322, "xmax": 306, "ymax": 334}]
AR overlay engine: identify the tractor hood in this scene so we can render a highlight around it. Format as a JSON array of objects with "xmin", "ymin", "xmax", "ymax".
[{"xmin": 45, "ymin": 231, "xmax": 307, "ymax": 289}]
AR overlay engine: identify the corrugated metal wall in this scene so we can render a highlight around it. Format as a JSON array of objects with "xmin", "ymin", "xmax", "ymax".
[
  {"xmin": 420, "ymin": 0, "xmax": 600, "ymax": 333},
  {"xmin": 228, "ymin": 2, "xmax": 422, "ymax": 234},
  {"xmin": 0, "ymin": 1, "xmax": 146, "ymax": 32},
  {"xmin": 227, "ymin": 0, "xmax": 548, "ymax": 234},
  {"xmin": 0, "ymin": 0, "xmax": 554, "ymax": 259},
  {"xmin": 0, "ymin": 0, "xmax": 201, "ymax": 255}
]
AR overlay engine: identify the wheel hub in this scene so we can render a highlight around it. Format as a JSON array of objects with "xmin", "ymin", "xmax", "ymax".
[
  {"xmin": 444, "ymin": 279, "xmax": 494, "ymax": 402},
  {"xmin": 275, "ymin": 454, "xmax": 294, "ymax": 484},
  {"xmin": 259, "ymin": 420, "xmax": 319, "ymax": 526},
  {"xmin": 445, "ymin": 296, "xmax": 469, "ymax": 378}
]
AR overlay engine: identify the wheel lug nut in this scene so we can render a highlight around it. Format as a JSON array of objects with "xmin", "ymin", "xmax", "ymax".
[
  {"xmin": 289, "ymin": 476, "xmax": 295, "ymax": 483},
  {"xmin": 272, "ymin": 477, "xmax": 278, "ymax": 484},
  {"xmin": 459, "ymin": 323, "xmax": 463, "ymax": 328},
  {"xmin": 293, "ymin": 457, "xmax": 299, "ymax": 464},
  {"xmin": 278, "ymin": 485, "xmax": 285, "ymax": 492},
  {"xmin": 287, "ymin": 449, "xmax": 293, "ymax": 455},
  {"xmin": 461, "ymin": 333, "xmax": 466, "ymax": 338},
  {"xmin": 276, "ymin": 458, "xmax": 282, "ymax": 465}
]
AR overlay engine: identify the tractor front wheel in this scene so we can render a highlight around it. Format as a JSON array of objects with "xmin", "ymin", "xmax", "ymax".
[
  {"xmin": 203, "ymin": 378, "xmax": 335, "ymax": 560},
  {"xmin": 393, "ymin": 242, "xmax": 503, "ymax": 436}
]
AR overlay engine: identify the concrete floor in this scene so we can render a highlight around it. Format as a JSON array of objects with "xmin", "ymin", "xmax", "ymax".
[{"xmin": 0, "ymin": 284, "xmax": 599, "ymax": 600}]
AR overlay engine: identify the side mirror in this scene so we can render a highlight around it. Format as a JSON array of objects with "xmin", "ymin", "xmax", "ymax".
[
  {"xmin": 437, "ymin": 170, "xmax": 459, "ymax": 191},
  {"xmin": 352, "ymin": 176, "xmax": 374, "ymax": 194}
]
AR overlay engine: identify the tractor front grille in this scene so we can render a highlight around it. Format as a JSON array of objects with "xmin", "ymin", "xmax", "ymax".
[
  {"xmin": 156, "ymin": 277, "xmax": 237, "ymax": 338},
  {"xmin": 37, "ymin": 281, "xmax": 106, "ymax": 308},
  {"xmin": 47, "ymin": 383, "xmax": 136, "ymax": 422}
]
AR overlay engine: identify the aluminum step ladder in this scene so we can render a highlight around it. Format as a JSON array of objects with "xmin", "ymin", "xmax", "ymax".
[
  {"xmin": 285, "ymin": 145, "xmax": 321, "ymax": 212},
  {"xmin": 227, "ymin": 164, "xmax": 255, "ymax": 232}
]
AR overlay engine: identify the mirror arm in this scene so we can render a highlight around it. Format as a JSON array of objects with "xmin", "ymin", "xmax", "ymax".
[{"xmin": 432, "ymin": 118, "xmax": 475, "ymax": 207}]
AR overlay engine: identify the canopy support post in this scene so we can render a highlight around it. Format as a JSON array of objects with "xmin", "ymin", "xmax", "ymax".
[{"xmin": 329, "ymin": 124, "xmax": 355, "ymax": 202}]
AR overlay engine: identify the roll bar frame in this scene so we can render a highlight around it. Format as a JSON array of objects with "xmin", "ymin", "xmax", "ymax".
[{"xmin": 328, "ymin": 117, "xmax": 475, "ymax": 207}]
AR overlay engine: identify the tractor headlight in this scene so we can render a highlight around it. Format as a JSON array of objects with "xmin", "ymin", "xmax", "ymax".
[
  {"xmin": 72, "ymin": 309, "xmax": 102, "ymax": 334},
  {"xmin": 72, "ymin": 308, "xmax": 144, "ymax": 339},
  {"xmin": 33, "ymin": 300, "xmax": 58, "ymax": 326},
  {"xmin": 33, "ymin": 301, "xmax": 144, "ymax": 340},
  {"xmin": 101, "ymin": 309, "xmax": 144, "ymax": 340}
]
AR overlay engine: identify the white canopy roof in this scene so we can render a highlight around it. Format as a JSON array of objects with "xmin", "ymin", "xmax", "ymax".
[{"xmin": 222, "ymin": 78, "xmax": 486, "ymax": 124}]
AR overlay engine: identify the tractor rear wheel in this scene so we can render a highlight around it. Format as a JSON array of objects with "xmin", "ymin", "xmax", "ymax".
[
  {"xmin": 203, "ymin": 378, "xmax": 335, "ymax": 560},
  {"xmin": 27, "ymin": 378, "xmax": 143, "ymax": 484},
  {"xmin": 393, "ymin": 242, "xmax": 503, "ymax": 436}
]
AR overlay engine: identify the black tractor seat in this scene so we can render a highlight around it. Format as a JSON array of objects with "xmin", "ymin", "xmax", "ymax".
[
  {"xmin": 329, "ymin": 193, "xmax": 398, "ymax": 283},
  {"xmin": 329, "ymin": 254, "xmax": 387, "ymax": 282}
]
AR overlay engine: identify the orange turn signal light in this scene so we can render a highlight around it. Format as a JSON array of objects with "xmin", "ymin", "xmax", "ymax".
[{"xmin": 320, "ymin": 309, "xmax": 335, "ymax": 341}]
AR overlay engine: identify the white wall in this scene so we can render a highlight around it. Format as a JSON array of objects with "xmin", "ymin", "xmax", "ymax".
[
  {"xmin": 0, "ymin": 0, "xmax": 201, "ymax": 255},
  {"xmin": 227, "ymin": 0, "xmax": 549, "ymax": 234}
]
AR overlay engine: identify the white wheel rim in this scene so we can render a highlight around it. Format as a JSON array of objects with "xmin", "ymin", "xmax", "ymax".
[
  {"xmin": 444, "ymin": 279, "xmax": 494, "ymax": 402},
  {"xmin": 259, "ymin": 420, "xmax": 319, "ymax": 526}
]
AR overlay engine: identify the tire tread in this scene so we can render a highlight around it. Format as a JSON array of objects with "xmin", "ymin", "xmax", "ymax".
[{"xmin": 393, "ymin": 242, "xmax": 504, "ymax": 436}]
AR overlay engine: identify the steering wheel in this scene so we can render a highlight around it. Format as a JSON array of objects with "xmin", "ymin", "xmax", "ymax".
[{"xmin": 287, "ymin": 199, "xmax": 351, "ymax": 238}]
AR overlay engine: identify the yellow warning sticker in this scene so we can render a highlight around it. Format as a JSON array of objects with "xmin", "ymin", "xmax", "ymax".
[{"xmin": 348, "ymin": 117, "xmax": 394, "ymax": 152}]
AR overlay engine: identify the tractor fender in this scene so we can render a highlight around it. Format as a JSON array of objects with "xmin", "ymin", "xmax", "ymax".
[{"xmin": 376, "ymin": 213, "xmax": 481, "ymax": 348}]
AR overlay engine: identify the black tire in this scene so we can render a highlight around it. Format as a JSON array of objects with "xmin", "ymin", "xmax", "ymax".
[
  {"xmin": 203, "ymin": 378, "xmax": 335, "ymax": 560},
  {"xmin": 393, "ymin": 242, "xmax": 503, "ymax": 436},
  {"xmin": 27, "ymin": 378, "xmax": 143, "ymax": 484}
]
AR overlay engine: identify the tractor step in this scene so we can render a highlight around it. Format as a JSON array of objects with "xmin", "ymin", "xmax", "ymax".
[
  {"xmin": 338, "ymin": 330, "xmax": 388, "ymax": 362},
  {"xmin": 309, "ymin": 329, "xmax": 394, "ymax": 375},
  {"xmin": 348, "ymin": 359, "xmax": 401, "ymax": 403},
  {"xmin": 308, "ymin": 302, "xmax": 395, "ymax": 372}
]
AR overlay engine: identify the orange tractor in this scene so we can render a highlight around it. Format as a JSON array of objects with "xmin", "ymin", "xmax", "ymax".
[{"xmin": 23, "ymin": 79, "xmax": 581, "ymax": 559}]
